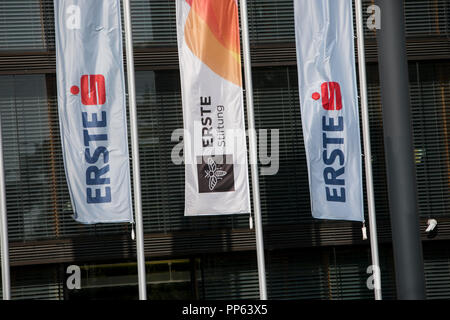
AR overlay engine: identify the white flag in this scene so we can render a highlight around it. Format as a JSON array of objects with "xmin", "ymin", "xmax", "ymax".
[
  {"xmin": 54, "ymin": 0, "xmax": 133, "ymax": 224},
  {"xmin": 294, "ymin": 0, "xmax": 364, "ymax": 222},
  {"xmin": 176, "ymin": 0, "xmax": 251, "ymax": 216}
]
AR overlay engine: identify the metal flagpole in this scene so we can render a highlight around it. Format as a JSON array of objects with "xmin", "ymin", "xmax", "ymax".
[
  {"xmin": 122, "ymin": 0, "xmax": 147, "ymax": 300},
  {"xmin": 375, "ymin": 0, "xmax": 425, "ymax": 300},
  {"xmin": 355, "ymin": 0, "xmax": 382, "ymax": 300},
  {"xmin": 0, "ymin": 114, "xmax": 11, "ymax": 300},
  {"xmin": 239, "ymin": 0, "xmax": 268, "ymax": 300}
]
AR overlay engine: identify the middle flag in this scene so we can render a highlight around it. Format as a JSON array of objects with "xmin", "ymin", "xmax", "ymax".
[{"xmin": 176, "ymin": 0, "xmax": 251, "ymax": 216}]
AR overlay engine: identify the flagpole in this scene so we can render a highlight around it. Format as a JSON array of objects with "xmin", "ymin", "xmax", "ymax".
[
  {"xmin": 122, "ymin": 0, "xmax": 147, "ymax": 300},
  {"xmin": 375, "ymin": 0, "xmax": 425, "ymax": 300},
  {"xmin": 0, "ymin": 114, "xmax": 11, "ymax": 300},
  {"xmin": 239, "ymin": 0, "xmax": 268, "ymax": 300},
  {"xmin": 355, "ymin": 0, "xmax": 382, "ymax": 300}
]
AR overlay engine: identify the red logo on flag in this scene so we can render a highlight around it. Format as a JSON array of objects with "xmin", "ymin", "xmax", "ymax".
[
  {"xmin": 71, "ymin": 75, "xmax": 106, "ymax": 106},
  {"xmin": 320, "ymin": 82, "xmax": 342, "ymax": 111},
  {"xmin": 81, "ymin": 75, "xmax": 106, "ymax": 105}
]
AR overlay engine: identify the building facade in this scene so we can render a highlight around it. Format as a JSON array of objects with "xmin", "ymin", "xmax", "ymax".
[{"xmin": 0, "ymin": 0, "xmax": 449, "ymax": 299}]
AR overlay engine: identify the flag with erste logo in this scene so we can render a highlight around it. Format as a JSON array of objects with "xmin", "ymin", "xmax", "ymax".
[
  {"xmin": 294, "ymin": 0, "xmax": 364, "ymax": 221},
  {"xmin": 54, "ymin": 0, "xmax": 133, "ymax": 223}
]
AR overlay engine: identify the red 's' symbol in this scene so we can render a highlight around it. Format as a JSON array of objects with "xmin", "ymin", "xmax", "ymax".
[
  {"xmin": 80, "ymin": 75, "xmax": 106, "ymax": 106},
  {"xmin": 321, "ymin": 82, "xmax": 342, "ymax": 110}
]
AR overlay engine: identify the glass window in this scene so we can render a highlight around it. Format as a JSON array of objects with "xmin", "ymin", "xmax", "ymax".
[
  {"xmin": 65, "ymin": 259, "xmax": 200, "ymax": 300},
  {"xmin": 0, "ymin": 74, "xmax": 55, "ymax": 241},
  {"xmin": 11, "ymin": 264, "xmax": 62, "ymax": 300},
  {"xmin": 410, "ymin": 62, "xmax": 450, "ymax": 217},
  {"xmin": 0, "ymin": 0, "xmax": 45, "ymax": 51}
]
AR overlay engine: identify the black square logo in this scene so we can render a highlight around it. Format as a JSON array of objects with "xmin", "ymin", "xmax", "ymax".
[{"xmin": 197, "ymin": 154, "xmax": 235, "ymax": 193}]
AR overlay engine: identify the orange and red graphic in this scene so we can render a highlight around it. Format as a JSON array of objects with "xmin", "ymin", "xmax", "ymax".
[{"xmin": 184, "ymin": 0, "xmax": 242, "ymax": 87}]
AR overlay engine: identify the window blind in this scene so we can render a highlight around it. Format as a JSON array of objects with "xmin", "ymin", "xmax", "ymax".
[
  {"xmin": 200, "ymin": 246, "xmax": 397, "ymax": 300},
  {"xmin": 11, "ymin": 264, "xmax": 63, "ymax": 300},
  {"xmin": 424, "ymin": 242, "xmax": 450, "ymax": 299},
  {"xmin": 410, "ymin": 62, "xmax": 450, "ymax": 218},
  {"xmin": 6, "ymin": 242, "xmax": 450, "ymax": 300},
  {"xmin": 199, "ymin": 252, "xmax": 260, "ymax": 300},
  {"xmin": 1, "ymin": 0, "xmax": 448, "ymax": 52},
  {"xmin": 0, "ymin": 0, "xmax": 45, "ymax": 51}
]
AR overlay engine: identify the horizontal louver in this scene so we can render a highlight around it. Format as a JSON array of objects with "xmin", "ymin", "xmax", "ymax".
[
  {"xmin": 0, "ymin": 0, "xmax": 45, "ymax": 51},
  {"xmin": 200, "ymin": 253, "xmax": 259, "ymax": 300},
  {"xmin": 1, "ymin": 75, "xmax": 57, "ymax": 241},
  {"xmin": 404, "ymin": 0, "xmax": 450, "ymax": 37},
  {"xmin": 267, "ymin": 249, "xmax": 331, "ymax": 299},
  {"xmin": 424, "ymin": 243, "xmax": 450, "ymax": 299},
  {"xmin": 0, "ymin": 0, "xmax": 448, "ymax": 51},
  {"xmin": 200, "ymin": 246, "xmax": 397, "ymax": 300},
  {"xmin": 1, "ymin": 1, "xmax": 449, "ymax": 72},
  {"xmin": 11, "ymin": 264, "xmax": 62, "ymax": 300},
  {"xmin": 131, "ymin": 0, "xmax": 177, "ymax": 47},
  {"xmin": 327, "ymin": 247, "xmax": 397, "ymax": 300},
  {"xmin": 6, "ymin": 241, "xmax": 450, "ymax": 300},
  {"xmin": 409, "ymin": 62, "xmax": 450, "ymax": 218},
  {"xmin": 266, "ymin": 247, "xmax": 397, "ymax": 300}
]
